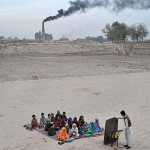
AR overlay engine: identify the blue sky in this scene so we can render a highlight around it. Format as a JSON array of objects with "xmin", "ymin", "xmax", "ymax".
[{"xmin": 0, "ymin": 0, "xmax": 150, "ymax": 40}]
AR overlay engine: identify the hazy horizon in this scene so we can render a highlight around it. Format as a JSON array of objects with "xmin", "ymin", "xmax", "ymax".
[{"xmin": 0, "ymin": 0, "xmax": 150, "ymax": 40}]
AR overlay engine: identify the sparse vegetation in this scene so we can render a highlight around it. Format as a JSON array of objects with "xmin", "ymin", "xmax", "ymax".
[
  {"xmin": 35, "ymin": 31, "xmax": 53, "ymax": 41},
  {"xmin": 102, "ymin": 21, "xmax": 149, "ymax": 43}
]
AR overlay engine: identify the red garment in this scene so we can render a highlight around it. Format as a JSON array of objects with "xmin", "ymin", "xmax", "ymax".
[
  {"xmin": 62, "ymin": 118, "xmax": 66, "ymax": 127},
  {"xmin": 33, "ymin": 125, "xmax": 39, "ymax": 129},
  {"xmin": 54, "ymin": 118, "xmax": 61, "ymax": 129}
]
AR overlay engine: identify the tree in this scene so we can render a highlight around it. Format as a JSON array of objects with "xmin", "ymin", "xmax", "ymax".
[
  {"xmin": 0, "ymin": 36, "xmax": 4, "ymax": 40},
  {"xmin": 35, "ymin": 31, "xmax": 53, "ymax": 41},
  {"xmin": 102, "ymin": 24, "xmax": 114, "ymax": 42},
  {"xmin": 35, "ymin": 31, "xmax": 42, "ymax": 40},
  {"xmin": 102, "ymin": 21, "xmax": 129, "ymax": 43},
  {"xmin": 14, "ymin": 37, "xmax": 19, "ymax": 40},
  {"xmin": 85, "ymin": 36, "xmax": 104, "ymax": 42},
  {"xmin": 45, "ymin": 33, "xmax": 53, "ymax": 41},
  {"xmin": 128, "ymin": 23, "xmax": 149, "ymax": 41}
]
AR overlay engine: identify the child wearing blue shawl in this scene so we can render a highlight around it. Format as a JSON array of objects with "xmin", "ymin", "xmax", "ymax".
[{"xmin": 90, "ymin": 121, "xmax": 99, "ymax": 133}]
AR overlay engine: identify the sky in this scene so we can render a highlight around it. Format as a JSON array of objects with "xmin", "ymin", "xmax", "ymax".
[{"xmin": 0, "ymin": 0, "xmax": 150, "ymax": 40}]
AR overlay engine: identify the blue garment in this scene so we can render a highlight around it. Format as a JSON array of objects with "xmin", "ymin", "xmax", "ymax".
[
  {"xmin": 90, "ymin": 121, "xmax": 98, "ymax": 133},
  {"xmin": 68, "ymin": 117, "xmax": 72, "ymax": 128}
]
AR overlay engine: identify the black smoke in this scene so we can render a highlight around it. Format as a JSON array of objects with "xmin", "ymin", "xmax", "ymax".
[{"xmin": 43, "ymin": 0, "xmax": 150, "ymax": 22}]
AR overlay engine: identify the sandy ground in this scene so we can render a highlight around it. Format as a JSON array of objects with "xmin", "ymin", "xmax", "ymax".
[
  {"xmin": 0, "ymin": 72, "xmax": 150, "ymax": 150},
  {"xmin": 0, "ymin": 41, "xmax": 150, "ymax": 150}
]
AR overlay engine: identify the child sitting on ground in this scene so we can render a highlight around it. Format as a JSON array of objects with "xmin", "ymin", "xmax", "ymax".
[
  {"xmin": 54, "ymin": 118, "xmax": 61, "ymax": 130},
  {"xmin": 61, "ymin": 112, "xmax": 67, "ymax": 121},
  {"xmin": 61, "ymin": 118, "xmax": 66, "ymax": 127},
  {"xmin": 95, "ymin": 118, "xmax": 103, "ymax": 132},
  {"xmin": 73, "ymin": 117, "xmax": 79, "ymax": 128},
  {"xmin": 40, "ymin": 113, "xmax": 46, "ymax": 127},
  {"xmin": 90, "ymin": 121, "xmax": 99, "ymax": 134},
  {"xmin": 45, "ymin": 120, "xmax": 51, "ymax": 131},
  {"xmin": 68, "ymin": 117, "xmax": 73, "ymax": 129},
  {"xmin": 31, "ymin": 115, "xmax": 39, "ymax": 129},
  {"xmin": 58, "ymin": 127, "xmax": 70, "ymax": 141},
  {"xmin": 46, "ymin": 114, "xmax": 51, "ymax": 122},
  {"xmin": 81, "ymin": 123, "xmax": 91, "ymax": 134},
  {"xmin": 50, "ymin": 113, "xmax": 55, "ymax": 125},
  {"xmin": 65, "ymin": 124, "xmax": 70, "ymax": 134},
  {"xmin": 55, "ymin": 110, "xmax": 62, "ymax": 121},
  {"xmin": 70, "ymin": 123, "xmax": 80, "ymax": 139},
  {"xmin": 48, "ymin": 124, "xmax": 56, "ymax": 136},
  {"xmin": 79, "ymin": 115, "xmax": 85, "ymax": 128}
]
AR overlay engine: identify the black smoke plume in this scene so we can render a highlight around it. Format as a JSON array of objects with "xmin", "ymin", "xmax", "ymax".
[{"xmin": 43, "ymin": 0, "xmax": 150, "ymax": 22}]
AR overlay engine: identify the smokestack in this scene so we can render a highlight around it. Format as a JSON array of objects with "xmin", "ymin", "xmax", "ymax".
[{"xmin": 42, "ymin": 22, "xmax": 45, "ymax": 41}]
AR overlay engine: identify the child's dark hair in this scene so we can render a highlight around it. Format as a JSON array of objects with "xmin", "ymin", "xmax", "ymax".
[
  {"xmin": 32, "ymin": 115, "xmax": 35, "ymax": 118},
  {"xmin": 63, "ymin": 112, "xmax": 66, "ymax": 114},
  {"xmin": 48, "ymin": 114, "xmax": 51, "ymax": 116},
  {"xmin": 41, "ymin": 113, "xmax": 44, "ymax": 115},
  {"xmin": 120, "ymin": 110, "xmax": 126, "ymax": 115}
]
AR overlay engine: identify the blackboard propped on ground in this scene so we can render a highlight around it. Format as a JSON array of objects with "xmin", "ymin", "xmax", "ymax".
[{"xmin": 104, "ymin": 118, "xmax": 118, "ymax": 144}]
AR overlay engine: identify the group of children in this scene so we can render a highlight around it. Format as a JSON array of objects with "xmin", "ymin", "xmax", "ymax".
[{"xmin": 31, "ymin": 110, "xmax": 104, "ymax": 142}]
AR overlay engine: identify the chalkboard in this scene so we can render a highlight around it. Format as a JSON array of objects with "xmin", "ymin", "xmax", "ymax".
[{"xmin": 104, "ymin": 118, "xmax": 118, "ymax": 144}]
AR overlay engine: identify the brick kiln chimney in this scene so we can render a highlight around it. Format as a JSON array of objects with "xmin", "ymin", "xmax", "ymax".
[{"xmin": 41, "ymin": 22, "xmax": 45, "ymax": 41}]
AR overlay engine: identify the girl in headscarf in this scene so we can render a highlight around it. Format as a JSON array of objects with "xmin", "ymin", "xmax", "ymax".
[
  {"xmin": 95, "ymin": 118, "xmax": 102, "ymax": 132},
  {"xmin": 68, "ymin": 117, "xmax": 73, "ymax": 129},
  {"xmin": 81, "ymin": 123, "xmax": 91, "ymax": 134},
  {"xmin": 70, "ymin": 123, "xmax": 80, "ymax": 139},
  {"xmin": 58, "ymin": 127, "xmax": 70, "ymax": 141},
  {"xmin": 45, "ymin": 120, "xmax": 51, "ymax": 131},
  {"xmin": 31, "ymin": 115, "xmax": 39, "ymax": 129},
  {"xmin": 79, "ymin": 115, "xmax": 85, "ymax": 128},
  {"xmin": 54, "ymin": 118, "xmax": 61, "ymax": 130},
  {"xmin": 61, "ymin": 118, "xmax": 66, "ymax": 127},
  {"xmin": 65, "ymin": 124, "xmax": 70, "ymax": 134},
  {"xmin": 72, "ymin": 117, "xmax": 79, "ymax": 128},
  {"xmin": 90, "ymin": 121, "xmax": 99, "ymax": 134}
]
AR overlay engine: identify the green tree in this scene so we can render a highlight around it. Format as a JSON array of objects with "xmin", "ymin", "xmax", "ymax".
[
  {"xmin": 0, "ymin": 36, "xmax": 4, "ymax": 40},
  {"xmin": 85, "ymin": 36, "xmax": 104, "ymax": 42},
  {"xmin": 35, "ymin": 31, "xmax": 53, "ymax": 41},
  {"xmin": 128, "ymin": 23, "xmax": 149, "ymax": 41},
  {"xmin": 35, "ymin": 31, "xmax": 42, "ymax": 40},
  {"xmin": 45, "ymin": 33, "xmax": 53, "ymax": 41},
  {"xmin": 102, "ymin": 21, "xmax": 129, "ymax": 43}
]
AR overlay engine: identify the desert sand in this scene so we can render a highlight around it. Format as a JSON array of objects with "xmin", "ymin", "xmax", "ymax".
[{"xmin": 0, "ymin": 41, "xmax": 150, "ymax": 150}]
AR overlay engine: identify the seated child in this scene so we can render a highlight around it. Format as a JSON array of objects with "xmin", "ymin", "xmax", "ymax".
[
  {"xmin": 81, "ymin": 123, "xmax": 91, "ymax": 134},
  {"xmin": 61, "ymin": 112, "xmax": 67, "ymax": 121},
  {"xmin": 45, "ymin": 120, "xmax": 51, "ymax": 131},
  {"xmin": 46, "ymin": 114, "xmax": 51, "ymax": 122},
  {"xmin": 31, "ymin": 115, "xmax": 39, "ymax": 129},
  {"xmin": 90, "ymin": 121, "xmax": 99, "ymax": 134},
  {"xmin": 50, "ymin": 113, "xmax": 55, "ymax": 125},
  {"xmin": 55, "ymin": 110, "xmax": 62, "ymax": 121},
  {"xmin": 73, "ymin": 117, "xmax": 79, "ymax": 128},
  {"xmin": 65, "ymin": 124, "xmax": 70, "ymax": 134},
  {"xmin": 61, "ymin": 118, "xmax": 66, "ymax": 127},
  {"xmin": 95, "ymin": 118, "xmax": 102, "ymax": 132},
  {"xmin": 58, "ymin": 127, "xmax": 70, "ymax": 141},
  {"xmin": 48, "ymin": 124, "xmax": 56, "ymax": 136},
  {"xmin": 70, "ymin": 123, "xmax": 80, "ymax": 139},
  {"xmin": 54, "ymin": 118, "xmax": 61, "ymax": 130},
  {"xmin": 40, "ymin": 113, "xmax": 46, "ymax": 127},
  {"xmin": 79, "ymin": 115, "xmax": 85, "ymax": 128},
  {"xmin": 68, "ymin": 117, "xmax": 73, "ymax": 129}
]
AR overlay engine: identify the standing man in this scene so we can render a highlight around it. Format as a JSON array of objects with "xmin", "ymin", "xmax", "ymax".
[{"xmin": 119, "ymin": 110, "xmax": 132, "ymax": 149}]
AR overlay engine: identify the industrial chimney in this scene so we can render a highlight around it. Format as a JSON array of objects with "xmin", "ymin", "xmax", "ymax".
[{"xmin": 41, "ymin": 22, "xmax": 45, "ymax": 41}]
